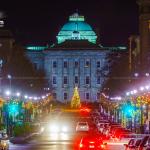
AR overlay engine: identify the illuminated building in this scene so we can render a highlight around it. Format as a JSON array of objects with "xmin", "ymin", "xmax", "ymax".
[
  {"xmin": 0, "ymin": 12, "xmax": 14, "ymax": 67},
  {"xmin": 137, "ymin": 0, "xmax": 150, "ymax": 70},
  {"xmin": 26, "ymin": 13, "xmax": 126, "ymax": 102}
]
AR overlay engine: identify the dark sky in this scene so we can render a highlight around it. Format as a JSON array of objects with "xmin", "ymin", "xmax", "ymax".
[{"xmin": 1, "ymin": 0, "xmax": 139, "ymax": 46}]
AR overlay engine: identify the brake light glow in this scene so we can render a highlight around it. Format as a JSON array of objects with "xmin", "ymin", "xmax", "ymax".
[
  {"xmin": 89, "ymin": 141, "xmax": 95, "ymax": 144},
  {"xmin": 79, "ymin": 143, "xmax": 83, "ymax": 148},
  {"xmin": 101, "ymin": 144, "xmax": 105, "ymax": 148}
]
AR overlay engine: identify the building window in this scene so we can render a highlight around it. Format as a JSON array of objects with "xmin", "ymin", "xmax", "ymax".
[
  {"xmin": 75, "ymin": 76, "xmax": 78, "ymax": 84},
  {"xmin": 53, "ymin": 61, "xmax": 57, "ymax": 68},
  {"xmin": 33, "ymin": 63, "xmax": 38, "ymax": 70},
  {"xmin": 75, "ymin": 61, "xmax": 79, "ymax": 68},
  {"xmin": 53, "ymin": 93, "xmax": 57, "ymax": 99},
  {"xmin": 64, "ymin": 92, "xmax": 68, "ymax": 100},
  {"xmin": 52, "ymin": 76, "xmax": 57, "ymax": 84},
  {"xmin": 97, "ymin": 61, "xmax": 100, "ymax": 68},
  {"xmin": 97, "ymin": 76, "xmax": 101, "ymax": 84},
  {"xmin": 97, "ymin": 93, "xmax": 100, "ymax": 100},
  {"xmin": 85, "ymin": 93, "xmax": 90, "ymax": 100},
  {"xmin": 64, "ymin": 61, "xmax": 68, "ymax": 68},
  {"xmin": 85, "ymin": 76, "xmax": 90, "ymax": 85},
  {"xmin": 64, "ymin": 76, "xmax": 68, "ymax": 84},
  {"xmin": 85, "ymin": 60, "xmax": 90, "ymax": 67}
]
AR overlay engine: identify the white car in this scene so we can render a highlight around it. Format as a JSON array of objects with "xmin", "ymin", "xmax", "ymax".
[{"xmin": 76, "ymin": 122, "xmax": 89, "ymax": 132}]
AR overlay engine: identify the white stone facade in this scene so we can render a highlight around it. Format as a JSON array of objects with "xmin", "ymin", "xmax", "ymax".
[{"xmin": 27, "ymin": 49, "xmax": 109, "ymax": 102}]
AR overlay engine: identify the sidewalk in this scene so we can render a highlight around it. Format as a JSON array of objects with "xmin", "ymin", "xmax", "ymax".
[{"xmin": 10, "ymin": 132, "xmax": 40, "ymax": 144}]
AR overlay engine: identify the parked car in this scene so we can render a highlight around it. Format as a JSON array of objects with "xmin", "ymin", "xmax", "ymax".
[
  {"xmin": 124, "ymin": 138, "xmax": 142, "ymax": 150},
  {"xmin": 136, "ymin": 135, "xmax": 150, "ymax": 150},
  {"xmin": 0, "ymin": 133, "xmax": 9, "ymax": 150}
]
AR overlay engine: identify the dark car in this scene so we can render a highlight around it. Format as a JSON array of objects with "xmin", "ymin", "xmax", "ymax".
[
  {"xmin": 124, "ymin": 139, "xmax": 135, "ymax": 150},
  {"xmin": 77, "ymin": 135, "xmax": 107, "ymax": 150},
  {"xmin": 136, "ymin": 135, "xmax": 149, "ymax": 150},
  {"xmin": 145, "ymin": 136, "xmax": 150, "ymax": 150},
  {"xmin": 124, "ymin": 138, "xmax": 142, "ymax": 150}
]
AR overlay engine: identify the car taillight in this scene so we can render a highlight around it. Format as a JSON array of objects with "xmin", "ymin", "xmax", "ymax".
[
  {"xmin": 101, "ymin": 144, "xmax": 105, "ymax": 149},
  {"xmin": 79, "ymin": 143, "xmax": 83, "ymax": 148},
  {"xmin": 89, "ymin": 141, "xmax": 95, "ymax": 144}
]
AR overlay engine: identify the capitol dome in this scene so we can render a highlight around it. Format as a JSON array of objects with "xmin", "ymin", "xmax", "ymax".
[{"xmin": 57, "ymin": 13, "xmax": 97, "ymax": 44}]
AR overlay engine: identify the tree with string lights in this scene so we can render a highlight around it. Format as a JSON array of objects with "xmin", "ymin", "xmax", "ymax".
[{"xmin": 71, "ymin": 87, "xmax": 81, "ymax": 108}]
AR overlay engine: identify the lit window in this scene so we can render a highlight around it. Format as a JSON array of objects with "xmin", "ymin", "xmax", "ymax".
[
  {"xmin": 64, "ymin": 76, "xmax": 68, "ymax": 84},
  {"xmin": 86, "ymin": 76, "xmax": 90, "ymax": 85},
  {"xmin": 53, "ymin": 76, "xmax": 57, "ymax": 84},
  {"xmin": 85, "ymin": 93, "xmax": 90, "ymax": 100},
  {"xmin": 53, "ymin": 61, "xmax": 57, "ymax": 68},
  {"xmin": 97, "ymin": 76, "xmax": 101, "ymax": 84},
  {"xmin": 53, "ymin": 93, "xmax": 57, "ymax": 99},
  {"xmin": 75, "ymin": 76, "xmax": 78, "ymax": 84},
  {"xmin": 85, "ymin": 60, "xmax": 90, "ymax": 67},
  {"xmin": 64, "ymin": 93, "xmax": 68, "ymax": 100},
  {"xmin": 97, "ymin": 93, "xmax": 100, "ymax": 100},
  {"xmin": 97, "ymin": 61, "xmax": 100, "ymax": 68},
  {"xmin": 64, "ymin": 61, "xmax": 68, "ymax": 68},
  {"xmin": 75, "ymin": 61, "xmax": 79, "ymax": 68}
]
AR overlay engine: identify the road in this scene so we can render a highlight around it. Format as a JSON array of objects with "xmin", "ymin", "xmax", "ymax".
[{"xmin": 9, "ymin": 111, "xmax": 125, "ymax": 150}]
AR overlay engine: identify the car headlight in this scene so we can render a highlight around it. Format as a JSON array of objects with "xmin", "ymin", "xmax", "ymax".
[
  {"xmin": 49, "ymin": 125, "xmax": 59, "ymax": 133},
  {"xmin": 40, "ymin": 127, "xmax": 45, "ymax": 133},
  {"xmin": 61, "ymin": 126, "xmax": 68, "ymax": 132}
]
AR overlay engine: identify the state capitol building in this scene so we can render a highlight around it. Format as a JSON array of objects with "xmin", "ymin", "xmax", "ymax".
[{"xmin": 26, "ymin": 13, "xmax": 125, "ymax": 102}]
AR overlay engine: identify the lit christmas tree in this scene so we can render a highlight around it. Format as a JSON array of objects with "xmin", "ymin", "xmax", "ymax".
[{"xmin": 71, "ymin": 87, "xmax": 81, "ymax": 108}]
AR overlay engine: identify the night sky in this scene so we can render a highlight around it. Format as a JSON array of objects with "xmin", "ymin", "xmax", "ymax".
[{"xmin": 1, "ymin": 0, "xmax": 139, "ymax": 46}]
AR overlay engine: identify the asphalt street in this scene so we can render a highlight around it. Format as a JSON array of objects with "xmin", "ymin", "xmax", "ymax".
[{"xmin": 9, "ymin": 111, "xmax": 125, "ymax": 150}]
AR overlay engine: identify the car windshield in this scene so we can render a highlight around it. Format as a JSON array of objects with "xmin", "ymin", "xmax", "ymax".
[{"xmin": 79, "ymin": 122, "xmax": 87, "ymax": 126}]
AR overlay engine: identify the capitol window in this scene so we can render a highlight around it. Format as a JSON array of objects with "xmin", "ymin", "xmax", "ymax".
[
  {"xmin": 75, "ymin": 61, "xmax": 79, "ymax": 68},
  {"xmin": 97, "ymin": 61, "xmax": 100, "ymax": 68},
  {"xmin": 85, "ymin": 93, "xmax": 90, "ymax": 100},
  {"xmin": 53, "ymin": 61, "xmax": 57, "ymax": 68},
  {"xmin": 85, "ymin": 60, "xmax": 90, "ymax": 67},
  {"xmin": 64, "ymin": 92, "xmax": 68, "ymax": 100},
  {"xmin": 64, "ymin": 76, "xmax": 68, "ymax": 84},
  {"xmin": 75, "ymin": 76, "xmax": 78, "ymax": 84},
  {"xmin": 64, "ymin": 61, "xmax": 68, "ymax": 68},
  {"xmin": 52, "ymin": 76, "xmax": 57, "ymax": 84},
  {"xmin": 85, "ymin": 76, "xmax": 90, "ymax": 85},
  {"xmin": 97, "ymin": 76, "xmax": 101, "ymax": 84}
]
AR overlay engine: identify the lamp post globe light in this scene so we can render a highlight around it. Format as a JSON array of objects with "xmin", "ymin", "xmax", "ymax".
[{"xmin": 5, "ymin": 90, "xmax": 11, "ymax": 97}]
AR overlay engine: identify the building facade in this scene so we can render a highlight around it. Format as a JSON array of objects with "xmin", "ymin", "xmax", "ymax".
[
  {"xmin": 26, "ymin": 13, "xmax": 125, "ymax": 102},
  {"xmin": 138, "ymin": 0, "xmax": 150, "ymax": 70}
]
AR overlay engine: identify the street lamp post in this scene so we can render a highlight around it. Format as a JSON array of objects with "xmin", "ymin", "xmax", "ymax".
[{"xmin": 7, "ymin": 74, "xmax": 12, "ymax": 91}]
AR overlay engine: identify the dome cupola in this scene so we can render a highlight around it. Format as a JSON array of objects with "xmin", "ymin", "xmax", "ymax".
[{"xmin": 57, "ymin": 13, "xmax": 97, "ymax": 44}]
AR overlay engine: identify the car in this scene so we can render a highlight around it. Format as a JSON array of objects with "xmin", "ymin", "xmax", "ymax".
[
  {"xmin": 76, "ymin": 122, "xmax": 89, "ymax": 132},
  {"xmin": 137, "ymin": 135, "xmax": 150, "ymax": 150},
  {"xmin": 144, "ymin": 136, "xmax": 150, "ymax": 150},
  {"xmin": 124, "ymin": 138, "xmax": 142, "ymax": 150},
  {"xmin": 0, "ymin": 133, "xmax": 9, "ymax": 150},
  {"xmin": 78, "ymin": 135, "xmax": 107, "ymax": 150},
  {"xmin": 42, "ymin": 121, "xmax": 72, "ymax": 133},
  {"xmin": 114, "ymin": 129, "xmax": 132, "ymax": 139}
]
